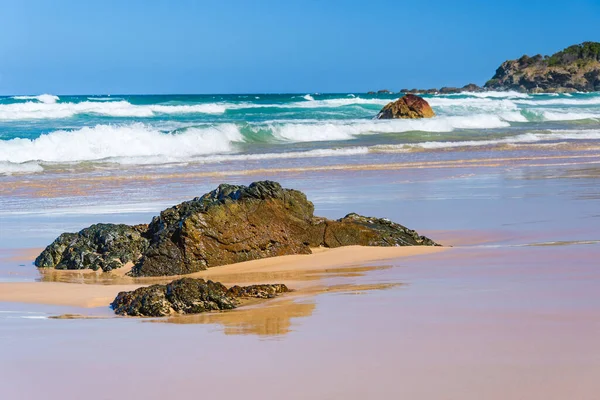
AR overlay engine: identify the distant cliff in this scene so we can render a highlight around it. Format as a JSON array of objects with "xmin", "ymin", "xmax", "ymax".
[{"xmin": 484, "ymin": 42, "xmax": 600, "ymax": 93}]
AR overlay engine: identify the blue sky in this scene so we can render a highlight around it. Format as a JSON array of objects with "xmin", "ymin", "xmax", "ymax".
[{"xmin": 1, "ymin": 0, "xmax": 599, "ymax": 94}]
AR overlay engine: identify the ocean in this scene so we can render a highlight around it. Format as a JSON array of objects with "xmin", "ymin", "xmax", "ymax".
[
  {"xmin": 1, "ymin": 91, "xmax": 600, "ymax": 175},
  {"xmin": 1, "ymin": 91, "xmax": 600, "ymax": 399}
]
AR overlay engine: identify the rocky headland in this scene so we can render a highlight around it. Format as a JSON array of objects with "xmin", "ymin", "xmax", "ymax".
[
  {"xmin": 368, "ymin": 42, "xmax": 600, "ymax": 94},
  {"xmin": 35, "ymin": 181, "xmax": 439, "ymax": 277},
  {"xmin": 484, "ymin": 42, "xmax": 600, "ymax": 93}
]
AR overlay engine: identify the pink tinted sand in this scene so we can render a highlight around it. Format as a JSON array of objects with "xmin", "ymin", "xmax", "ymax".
[{"xmin": 1, "ymin": 245, "xmax": 599, "ymax": 399}]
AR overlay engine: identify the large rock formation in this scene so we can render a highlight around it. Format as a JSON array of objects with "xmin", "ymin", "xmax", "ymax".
[
  {"xmin": 485, "ymin": 42, "xmax": 600, "ymax": 93},
  {"xmin": 36, "ymin": 181, "xmax": 439, "ymax": 276},
  {"xmin": 111, "ymin": 278, "xmax": 289, "ymax": 317},
  {"xmin": 376, "ymin": 94, "xmax": 435, "ymax": 119},
  {"xmin": 134, "ymin": 181, "xmax": 318, "ymax": 276}
]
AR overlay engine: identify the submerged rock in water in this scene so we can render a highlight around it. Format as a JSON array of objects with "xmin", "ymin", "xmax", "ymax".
[
  {"xmin": 37, "ymin": 181, "xmax": 440, "ymax": 277},
  {"xmin": 34, "ymin": 223, "xmax": 149, "ymax": 272},
  {"xmin": 111, "ymin": 278, "xmax": 289, "ymax": 317},
  {"xmin": 376, "ymin": 94, "xmax": 435, "ymax": 119}
]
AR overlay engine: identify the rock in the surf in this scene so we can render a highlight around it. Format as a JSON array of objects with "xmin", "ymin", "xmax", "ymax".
[
  {"xmin": 111, "ymin": 278, "xmax": 289, "ymax": 317},
  {"xmin": 36, "ymin": 180, "xmax": 440, "ymax": 276},
  {"xmin": 376, "ymin": 94, "xmax": 435, "ymax": 119}
]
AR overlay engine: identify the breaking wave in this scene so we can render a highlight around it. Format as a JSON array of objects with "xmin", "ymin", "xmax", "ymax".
[
  {"xmin": 0, "ymin": 116, "xmax": 518, "ymax": 174},
  {"xmin": 11, "ymin": 94, "xmax": 60, "ymax": 104},
  {"xmin": 269, "ymin": 115, "xmax": 510, "ymax": 142},
  {"xmin": 443, "ymin": 90, "xmax": 531, "ymax": 99},
  {"xmin": 2, "ymin": 92, "xmax": 600, "ymax": 121},
  {"xmin": 0, "ymin": 123, "xmax": 243, "ymax": 165},
  {"xmin": 2, "ymin": 121, "xmax": 600, "ymax": 175},
  {"xmin": 0, "ymin": 100, "xmax": 228, "ymax": 120}
]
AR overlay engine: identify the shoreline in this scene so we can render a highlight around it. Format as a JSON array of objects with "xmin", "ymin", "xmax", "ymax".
[
  {"xmin": 3, "ymin": 152, "xmax": 600, "ymax": 202},
  {"xmin": 0, "ymin": 245, "xmax": 446, "ymax": 308}
]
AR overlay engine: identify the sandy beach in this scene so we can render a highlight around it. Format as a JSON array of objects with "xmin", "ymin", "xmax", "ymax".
[
  {"xmin": 2, "ymin": 156, "xmax": 599, "ymax": 400},
  {"xmin": 3, "ymin": 3, "xmax": 600, "ymax": 398},
  {"xmin": 0, "ymin": 245, "xmax": 445, "ymax": 308}
]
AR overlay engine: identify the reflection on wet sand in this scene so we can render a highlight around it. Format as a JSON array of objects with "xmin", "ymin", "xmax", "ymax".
[
  {"xmin": 154, "ymin": 283, "xmax": 401, "ymax": 336},
  {"xmin": 159, "ymin": 297, "xmax": 317, "ymax": 336},
  {"xmin": 37, "ymin": 264, "xmax": 394, "ymax": 285},
  {"xmin": 1, "ymin": 245, "xmax": 418, "ymax": 335},
  {"xmin": 524, "ymin": 240, "xmax": 600, "ymax": 247},
  {"xmin": 37, "ymin": 265, "xmax": 401, "ymax": 336}
]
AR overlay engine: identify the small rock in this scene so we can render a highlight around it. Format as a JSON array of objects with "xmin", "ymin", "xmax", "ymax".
[
  {"xmin": 111, "ymin": 278, "xmax": 290, "ymax": 317},
  {"xmin": 34, "ymin": 223, "xmax": 149, "ymax": 272}
]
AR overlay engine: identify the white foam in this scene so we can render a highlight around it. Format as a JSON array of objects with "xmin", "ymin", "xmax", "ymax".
[
  {"xmin": 148, "ymin": 103, "xmax": 228, "ymax": 114},
  {"xmin": 293, "ymin": 97, "xmax": 390, "ymax": 108},
  {"xmin": 303, "ymin": 94, "xmax": 315, "ymax": 101},
  {"xmin": 499, "ymin": 112, "xmax": 529, "ymax": 122},
  {"xmin": 0, "ymin": 161, "xmax": 44, "ymax": 175},
  {"xmin": 0, "ymin": 145, "xmax": 370, "ymax": 175},
  {"xmin": 3, "ymin": 125, "xmax": 600, "ymax": 175},
  {"xmin": 178, "ymin": 146, "xmax": 370, "ymax": 164},
  {"xmin": 0, "ymin": 100, "xmax": 228, "ymax": 120},
  {"xmin": 233, "ymin": 97, "xmax": 391, "ymax": 110},
  {"xmin": 540, "ymin": 111, "xmax": 600, "ymax": 121},
  {"xmin": 373, "ymin": 130, "xmax": 600, "ymax": 151},
  {"xmin": 0, "ymin": 123, "xmax": 244, "ymax": 165},
  {"xmin": 12, "ymin": 94, "xmax": 60, "ymax": 104},
  {"xmin": 427, "ymin": 95, "xmax": 600, "ymax": 121},
  {"xmin": 516, "ymin": 96, "xmax": 600, "ymax": 106},
  {"xmin": 268, "ymin": 115, "xmax": 509, "ymax": 142},
  {"xmin": 547, "ymin": 129, "xmax": 600, "ymax": 139},
  {"xmin": 87, "ymin": 96, "xmax": 122, "ymax": 101},
  {"xmin": 427, "ymin": 97, "xmax": 520, "ymax": 114}
]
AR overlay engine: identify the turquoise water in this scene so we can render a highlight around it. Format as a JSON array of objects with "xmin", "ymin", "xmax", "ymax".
[{"xmin": 0, "ymin": 91, "xmax": 599, "ymax": 174}]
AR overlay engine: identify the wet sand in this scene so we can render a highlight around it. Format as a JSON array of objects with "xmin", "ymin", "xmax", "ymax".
[
  {"xmin": 1, "ymin": 244, "xmax": 598, "ymax": 400},
  {"xmin": 0, "ymin": 245, "xmax": 445, "ymax": 308},
  {"xmin": 3, "ymin": 152, "xmax": 600, "ymax": 199},
  {"xmin": 1, "ymin": 154, "xmax": 599, "ymax": 399}
]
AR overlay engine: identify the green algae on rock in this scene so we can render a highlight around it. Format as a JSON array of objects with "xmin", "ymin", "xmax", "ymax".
[{"xmin": 111, "ymin": 278, "xmax": 290, "ymax": 317}]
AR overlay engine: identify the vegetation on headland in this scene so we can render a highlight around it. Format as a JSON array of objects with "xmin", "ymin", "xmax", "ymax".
[
  {"xmin": 369, "ymin": 42, "xmax": 600, "ymax": 94},
  {"xmin": 484, "ymin": 42, "xmax": 600, "ymax": 93}
]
